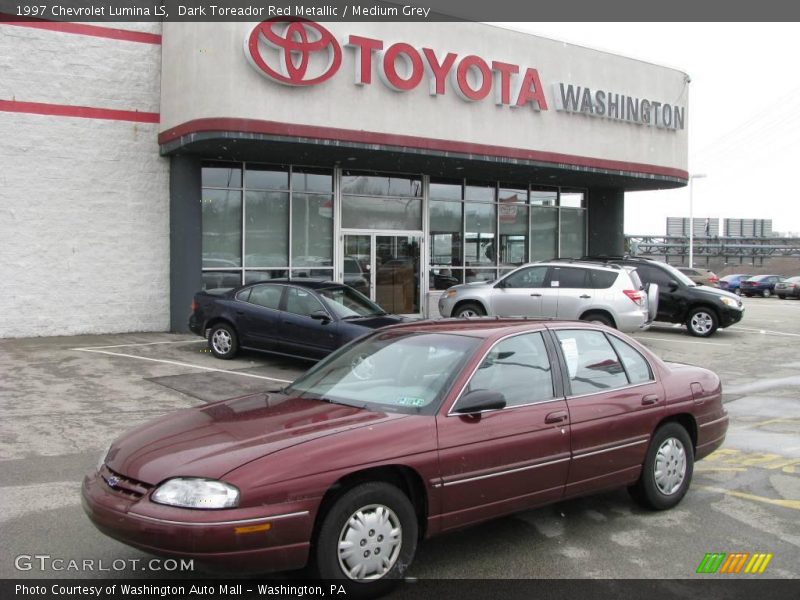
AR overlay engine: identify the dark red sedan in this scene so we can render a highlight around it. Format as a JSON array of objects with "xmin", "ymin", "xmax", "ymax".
[{"xmin": 83, "ymin": 319, "xmax": 727, "ymax": 590}]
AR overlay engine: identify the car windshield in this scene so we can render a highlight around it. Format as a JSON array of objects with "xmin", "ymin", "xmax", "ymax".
[
  {"xmin": 657, "ymin": 262, "xmax": 697, "ymax": 287},
  {"xmin": 317, "ymin": 286, "xmax": 386, "ymax": 318},
  {"xmin": 285, "ymin": 331, "xmax": 481, "ymax": 415}
]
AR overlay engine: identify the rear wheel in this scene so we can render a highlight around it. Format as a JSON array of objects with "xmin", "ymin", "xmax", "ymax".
[
  {"xmin": 314, "ymin": 482, "xmax": 417, "ymax": 594},
  {"xmin": 762, "ymin": 288, "xmax": 772, "ymax": 298},
  {"xmin": 686, "ymin": 307, "xmax": 718, "ymax": 337},
  {"xmin": 778, "ymin": 295, "xmax": 786, "ymax": 300},
  {"xmin": 580, "ymin": 312, "xmax": 614, "ymax": 328},
  {"xmin": 208, "ymin": 323, "xmax": 238, "ymax": 359},
  {"xmin": 453, "ymin": 302, "xmax": 486, "ymax": 318},
  {"xmin": 630, "ymin": 422, "xmax": 694, "ymax": 510}
]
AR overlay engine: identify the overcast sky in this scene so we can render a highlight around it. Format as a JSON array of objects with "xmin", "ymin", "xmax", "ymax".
[{"xmin": 498, "ymin": 23, "xmax": 800, "ymax": 236}]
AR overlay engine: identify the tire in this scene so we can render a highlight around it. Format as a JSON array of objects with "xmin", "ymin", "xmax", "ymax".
[
  {"xmin": 314, "ymin": 482, "xmax": 417, "ymax": 593},
  {"xmin": 208, "ymin": 323, "xmax": 238, "ymax": 359},
  {"xmin": 734, "ymin": 288, "xmax": 742, "ymax": 296},
  {"xmin": 580, "ymin": 312, "xmax": 614, "ymax": 328},
  {"xmin": 453, "ymin": 302, "xmax": 486, "ymax": 318},
  {"xmin": 630, "ymin": 422, "xmax": 694, "ymax": 510},
  {"xmin": 778, "ymin": 295, "xmax": 786, "ymax": 300},
  {"xmin": 686, "ymin": 307, "xmax": 718, "ymax": 337},
  {"xmin": 762, "ymin": 288, "xmax": 772, "ymax": 298}
]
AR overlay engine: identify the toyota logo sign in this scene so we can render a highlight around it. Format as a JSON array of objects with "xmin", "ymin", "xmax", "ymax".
[{"xmin": 245, "ymin": 18, "xmax": 342, "ymax": 86}]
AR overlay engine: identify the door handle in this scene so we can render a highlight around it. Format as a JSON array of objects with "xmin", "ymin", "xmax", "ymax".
[
  {"xmin": 545, "ymin": 410, "xmax": 568, "ymax": 424},
  {"xmin": 530, "ymin": 293, "xmax": 542, "ymax": 297},
  {"xmin": 579, "ymin": 294, "xmax": 591, "ymax": 299},
  {"xmin": 641, "ymin": 394, "xmax": 660, "ymax": 405}
]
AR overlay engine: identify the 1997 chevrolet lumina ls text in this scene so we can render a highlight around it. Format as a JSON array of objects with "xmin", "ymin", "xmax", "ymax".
[{"xmin": 83, "ymin": 319, "xmax": 727, "ymax": 592}]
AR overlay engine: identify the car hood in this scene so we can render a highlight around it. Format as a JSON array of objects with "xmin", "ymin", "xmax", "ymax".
[
  {"xmin": 689, "ymin": 285, "xmax": 740, "ymax": 303},
  {"xmin": 105, "ymin": 393, "xmax": 406, "ymax": 484}
]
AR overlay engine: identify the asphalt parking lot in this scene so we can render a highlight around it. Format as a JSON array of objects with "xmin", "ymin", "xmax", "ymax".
[{"xmin": 1, "ymin": 297, "xmax": 798, "ymax": 580}]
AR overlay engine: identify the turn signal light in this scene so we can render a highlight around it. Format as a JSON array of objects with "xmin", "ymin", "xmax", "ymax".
[{"xmin": 191, "ymin": 299, "xmax": 197, "ymax": 312}]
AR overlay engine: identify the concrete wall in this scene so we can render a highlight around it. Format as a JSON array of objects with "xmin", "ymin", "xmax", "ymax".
[{"xmin": 0, "ymin": 24, "xmax": 169, "ymax": 338}]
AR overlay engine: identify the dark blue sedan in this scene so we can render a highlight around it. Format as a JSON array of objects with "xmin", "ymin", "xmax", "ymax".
[
  {"xmin": 740, "ymin": 274, "xmax": 784, "ymax": 298},
  {"xmin": 189, "ymin": 280, "xmax": 405, "ymax": 360},
  {"xmin": 718, "ymin": 273, "xmax": 752, "ymax": 295}
]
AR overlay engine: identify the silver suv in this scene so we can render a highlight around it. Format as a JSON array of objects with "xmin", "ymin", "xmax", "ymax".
[{"xmin": 438, "ymin": 261, "xmax": 656, "ymax": 332}]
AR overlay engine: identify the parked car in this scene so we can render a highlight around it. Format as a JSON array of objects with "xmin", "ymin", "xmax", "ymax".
[
  {"xmin": 438, "ymin": 261, "xmax": 656, "ymax": 333},
  {"xmin": 740, "ymin": 274, "xmax": 784, "ymax": 298},
  {"xmin": 677, "ymin": 267, "xmax": 719, "ymax": 287},
  {"xmin": 578, "ymin": 257, "xmax": 744, "ymax": 337},
  {"xmin": 775, "ymin": 276, "xmax": 800, "ymax": 299},
  {"xmin": 83, "ymin": 319, "xmax": 728, "ymax": 590},
  {"xmin": 718, "ymin": 273, "xmax": 752, "ymax": 296},
  {"xmin": 189, "ymin": 280, "xmax": 404, "ymax": 360}
]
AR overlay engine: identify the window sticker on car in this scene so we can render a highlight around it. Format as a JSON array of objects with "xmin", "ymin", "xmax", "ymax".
[
  {"xmin": 560, "ymin": 337, "xmax": 579, "ymax": 378},
  {"xmin": 551, "ymin": 281, "xmax": 560, "ymax": 287},
  {"xmin": 397, "ymin": 397, "xmax": 426, "ymax": 407}
]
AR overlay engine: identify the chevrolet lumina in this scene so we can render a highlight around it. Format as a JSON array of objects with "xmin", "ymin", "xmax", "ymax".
[{"xmin": 83, "ymin": 319, "xmax": 728, "ymax": 590}]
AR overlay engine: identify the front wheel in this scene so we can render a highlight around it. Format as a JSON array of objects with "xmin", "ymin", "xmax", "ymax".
[
  {"xmin": 453, "ymin": 302, "xmax": 486, "ymax": 318},
  {"xmin": 686, "ymin": 307, "xmax": 718, "ymax": 337},
  {"xmin": 734, "ymin": 288, "xmax": 742, "ymax": 296},
  {"xmin": 580, "ymin": 312, "xmax": 614, "ymax": 328},
  {"xmin": 630, "ymin": 422, "xmax": 694, "ymax": 510},
  {"xmin": 314, "ymin": 482, "xmax": 417, "ymax": 591},
  {"xmin": 778, "ymin": 295, "xmax": 786, "ymax": 300},
  {"xmin": 762, "ymin": 288, "xmax": 772, "ymax": 298}
]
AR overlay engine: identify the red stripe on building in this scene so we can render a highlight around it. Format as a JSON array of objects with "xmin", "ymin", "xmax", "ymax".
[
  {"xmin": 159, "ymin": 117, "xmax": 689, "ymax": 181},
  {"xmin": 0, "ymin": 100, "xmax": 160, "ymax": 123},
  {"xmin": 0, "ymin": 13, "xmax": 161, "ymax": 44}
]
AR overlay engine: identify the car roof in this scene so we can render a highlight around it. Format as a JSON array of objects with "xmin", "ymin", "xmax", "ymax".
[
  {"xmin": 242, "ymin": 279, "xmax": 344, "ymax": 290},
  {"xmin": 376, "ymin": 317, "xmax": 607, "ymax": 339}
]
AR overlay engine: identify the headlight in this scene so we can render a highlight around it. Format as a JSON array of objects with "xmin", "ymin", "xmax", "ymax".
[
  {"xmin": 445, "ymin": 289, "xmax": 458, "ymax": 298},
  {"xmin": 151, "ymin": 478, "xmax": 239, "ymax": 509},
  {"xmin": 720, "ymin": 297, "xmax": 739, "ymax": 308}
]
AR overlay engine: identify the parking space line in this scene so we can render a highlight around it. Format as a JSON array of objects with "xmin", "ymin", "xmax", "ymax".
[
  {"xmin": 698, "ymin": 485, "xmax": 800, "ymax": 511},
  {"xmin": 75, "ymin": 339, "xmax": 207, "ymax": 350},
  {"xmin": 735, "ymin": 326, "xmax": 800, "ymax": 338},
  {"xmin": 695, "ymin": 467, "xmax": 747, "ymax": 472},
  {"xmin": 635, "ymin": 336, "xmax": 730, "ymax": 347},
  {"xmin": 73, "ymin": 348, "xmax": 293, "ymax": 384}
]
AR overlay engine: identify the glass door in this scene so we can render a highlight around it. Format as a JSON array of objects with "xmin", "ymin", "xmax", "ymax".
[{"xmin": 343, "ymin": 233, "xmax": 421, "ymax": 314}]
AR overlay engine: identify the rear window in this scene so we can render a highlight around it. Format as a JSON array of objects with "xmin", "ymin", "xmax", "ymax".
[{"xmin": 589, "ymin": 270, "xmax": 619, "ymax": 289}]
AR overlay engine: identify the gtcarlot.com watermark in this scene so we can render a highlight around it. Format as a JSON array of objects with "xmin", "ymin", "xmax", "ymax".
[{"xmin": 15, "ymin": 554, "xmax": 194, "ymax": 572}]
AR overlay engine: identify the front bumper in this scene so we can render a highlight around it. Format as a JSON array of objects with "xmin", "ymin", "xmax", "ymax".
[
  {"xmin": 82, "ymin": 470, "xmax": 312, "ymax": 571},
  {"xmin": 718, "ymin": 306, "xmax": 744, "ymax": 328}
]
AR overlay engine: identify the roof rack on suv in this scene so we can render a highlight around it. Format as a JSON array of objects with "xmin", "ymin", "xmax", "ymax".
[{"xmin": 549, "ymin": 257, "xmax": 622, "ymax": 269}]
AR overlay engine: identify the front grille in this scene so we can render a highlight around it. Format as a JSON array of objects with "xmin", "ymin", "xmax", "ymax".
[{"xmin": 100, "ymin": 465, "xmax": 153, "ymax": 500}]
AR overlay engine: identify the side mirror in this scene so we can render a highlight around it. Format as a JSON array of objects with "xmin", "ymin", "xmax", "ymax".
[
  {"xmin": 453, "ymin": 390, "xmax": 506, "ymax": 414},
  {"xmin": 668, "ymin": 280, "xmax": 679, "ymax": 291},
  {"xmin": 310, "ymin": 310, "xmax": 331, "ymax": 322}
]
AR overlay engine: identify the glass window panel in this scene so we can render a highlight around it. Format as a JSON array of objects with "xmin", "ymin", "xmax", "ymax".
[
  {"xmin": 202, "ymin": 162, "xmax": 241, "ymax": 188},
  {"xmin": 342, "ymin": 196, "xmax": 422, "ymax": 230},
  {"xmin": 608, "ymin": 335, "xmax": 654, "ymax": 384},
  {"xmin": 291, "ymin": 268, "xmax": 333, "ymax": 280},
  {"xmin": 560, "ymin": 208, "xmax": 586, "ymax": 258},
  {"xmin": 430, "ymin": 268, "xmax": 463, "ymax": 290},
  {"xmin": 202, "ymin": 189, "xmax": 242, "ymax": 267},
  {"xmin": 498, "ymin": 187, "xmax": 527, "ymax": 203},
  {"xmin": 429, "ymin": 180, "xmax": 463, "ymax": 201},
  {"xmin": 499, "ymin": 204, "xmax": 528, "ymax": 266},
  {"xmin": 556, "ymin": 330, "xmax": 629, "ymax": 395},
  {"xmin": 292, "ymin": 193, "xmax": 333, "ymax": 267},
  {"xmin": 245, "ymin": 165, "xmax": 289, "ymax": 190},
  {"xmin": 202, "ymin": 271, "xmax": 241, "ymax": 290},
  {"xmin": 291, "ymin": 169, "xmax": 333, "ymax": 193},
  {"xmin": 465, "ymin": 269, "xmax": 497, "ymax": 284},
  {"xmin": 590, "ymin": 270, "xmax": 619, "ymax": 289},
  {"xmin": 244, "ymin": 270, "xmax": 288, "ymax": 284},
  {"xmin": 247, "ymin": 284, "xmax": 283, "ymax": 310},
  {"xmin": 429, "ymin": 200, "xmax": 462, "ymax": 267},
  {"xmin": 244, "ymin": 191, "xmax": 289, "ymax": 267},
  {"xmin": 465, "ymin": 182, "xmax": 496, "ymax": 202},
  {"xmin": 341, "ymin": 173, "xmax": 422, "ymax": 197},
  {"xmin": 465, "ymin": 202, "xmax": 496, "ymax": 268},
  {"xmin": 531, "ymin": 206, "xmax": 558, "ymax": 262},
  {"xmin": 551, "ymin": 266, "xmax": 589, "ymax": 288},
  {"xmin": 560, "ymin": 190, "xmax": 585, "ymax": 208},
  {"xmin": 531, "ymin": 187, "xmax": 557, "ymax": 207},
  {"xmin": 375, "ymin": 235, "xmax": 420, "ymax": 314},
  {"xmin": 501, "ymin": 265, "xmax": 548, "ymax": 289},
  {"xmin": 285, "ymin": 286, "xmax": 325, "ymax": 317},
  {"xmin": 463, "ymin": 332, "xmax": 554, "ymax": 407}
]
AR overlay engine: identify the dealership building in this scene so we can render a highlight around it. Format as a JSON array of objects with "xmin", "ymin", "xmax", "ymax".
[{"xmin": 0, "ymin": 19, "xmax": 689, "ymax": 338}]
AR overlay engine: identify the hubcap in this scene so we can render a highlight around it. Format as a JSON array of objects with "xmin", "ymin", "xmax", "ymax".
[
  {"xmin": 211, "ymin": 330, "xmax": 231, "ymax": 354},
  {"xmin": 654, "ymin": 437, "xmax": 687, "ymax": 495},
  {"xmin": 690, "ymin": 312, "xmax": 713, "ymax": 335},
  {"xmin": 458, "ymin": 309, "xmax": 479, "ymax": 318},
  {"xmin": 763, "ymin": 289, "xmax": 771, "ymax": 297},
  {"xmin": 337, "ymin": 504, "xmax": 402, "ymax": 580}
]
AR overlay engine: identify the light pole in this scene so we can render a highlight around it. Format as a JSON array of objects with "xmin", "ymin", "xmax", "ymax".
[{"xmin": 688, "ymin": 173, "xmax": 707, "ymax": 268}]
